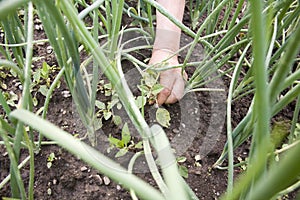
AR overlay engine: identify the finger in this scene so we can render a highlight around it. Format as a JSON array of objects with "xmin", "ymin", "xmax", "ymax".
[
  {"xmin": 157, "ymin": 72, "xmax": 175, "ymax": 105},
  {"xmin": 157, "ymin": 87, "xmax": 172, "ymax": 105},
  {"xmin": 165, "ymin": 76, "xmax": 185, "ymax": 104}
]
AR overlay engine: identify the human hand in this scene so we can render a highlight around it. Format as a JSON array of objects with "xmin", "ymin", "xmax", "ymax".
[{"xmin": 149, "ymin": 49, "xmax": 188, "ymax": 105}]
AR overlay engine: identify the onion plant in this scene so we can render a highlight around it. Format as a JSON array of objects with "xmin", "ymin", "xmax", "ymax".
[{"xmin": 0, "ymin": 0, "xmax": 299, "ymax": 199}]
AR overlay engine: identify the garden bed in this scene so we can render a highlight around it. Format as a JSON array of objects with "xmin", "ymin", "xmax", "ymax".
[{"xmin": 0, "ymin": 0, "xmax": 299, "ymax": 199}]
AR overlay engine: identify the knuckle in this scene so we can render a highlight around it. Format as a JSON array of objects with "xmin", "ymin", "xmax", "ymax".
[{"xmin": 161, "ymin": 88, "xmax": 172, "ymax": 96}]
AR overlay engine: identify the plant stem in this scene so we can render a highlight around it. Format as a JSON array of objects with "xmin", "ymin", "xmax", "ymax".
[
  {"xmin": 0, "ymin": 0, "xmax": 30, "ymax": 19},
  {"xmin": 226, "ymin": 43, "xmax": 251, "ymax": 194},
  {"xmin": 11, "ymin": 109, "xmax": 165, "ymax": 200}
]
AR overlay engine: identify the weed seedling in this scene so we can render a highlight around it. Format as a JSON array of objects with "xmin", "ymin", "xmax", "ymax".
[
  {"xmin": 176, "ymin": 156, "xmax": 188, "ymax": 178},
  {"xmin": 108, "ymin": 123, "xmax": 143, "ymax": 157},
  {"xmin": 47, "ymin": 152, "xmax": 56, "ymax": 169},
  {"xmin": 138, "ymin": 70, "xmax": 164, "ymax": 104}
]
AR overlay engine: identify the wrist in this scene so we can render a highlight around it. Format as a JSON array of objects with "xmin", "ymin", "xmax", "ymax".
[
  {"xmin": 153, "ymin": 29, "xmax": 181, "ymax": 53},
  {"xmin": 150, "ymin": 49, "xmax": 179, "ymax": 65}
]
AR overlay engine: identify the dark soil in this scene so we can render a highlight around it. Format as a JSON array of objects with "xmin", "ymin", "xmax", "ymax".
[{"xmin": 0, "ymin": 3, "xmax": 297, "ymax": 200}]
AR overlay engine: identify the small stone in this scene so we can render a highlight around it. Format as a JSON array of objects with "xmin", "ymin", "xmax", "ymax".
[
  {"xmin": 103, "ymin": 176, "xmax": 110, "ymax": 185},
  {"xmin": 80, "ymin": 166, "xmax": 88, "ymax": 172},
  {"xmin": 195, "ymin": 155, "xmax": 201, "ymax": 161},
  {"xmin": 93, "ymin": 175, "xmax": 103, "ymax": 186},
  {"xmin": 181, "ymin": 123, "xmax": 186, "ymax": 128},
  {"xmin": 116, "ymin": 185, "xmax": 121, "ymax": 190},
  {"xmin": 34, "ymin": 24, "xmax": 40, "ymax": 30},
  {"xmin": 53, "ymin": 179, "xmax": 57, "ymax": 185},
  {"xmin": 62, "ymin": 90, "xmax": 71, "ymax": 98},
  {"xmin": 47, "ymin": 188, "xmax": 52, "ymax": 195},
  {"xmin": 172, "ymin": 128, "xmax": 180, "ymax": 134},
  {"xmin": 46, "ymin": 46, "xmax": 53, "ymax": 54}
]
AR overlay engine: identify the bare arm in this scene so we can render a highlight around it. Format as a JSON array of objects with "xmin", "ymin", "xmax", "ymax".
[
  {"xmin": 150, "ymin": 0, "xmax": 187, "ymax": 105},
  {"xmin": 154, "ymin": 0, "xmax": 185, "ymax": 52}
]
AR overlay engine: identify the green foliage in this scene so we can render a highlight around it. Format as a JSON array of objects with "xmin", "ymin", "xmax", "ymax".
[
  {"xmin": 46, "ymin": 152, "xmax": 56, "ymax": 169},
  {"xmin": 271, "ymin": 120, "xmax": 291, "ymax": 148},
  {"xmin": 156, "ymin": 107, "xmax": 171, "ymax": 128},
  {"xmin": 0, "ymin": 0, "xmax": 299, "ymax": 199},
  {"xmin": 177, "ymin": 156, "xmax": 188, "ymax": 178},
  {"xmin": 138, "ymin": 70, "xmax": 164, "ymax": 104},
  {"xmin": 108, "ymin": 123, "xmax": 143, "ymax": 157},
  {"xmin": 293, "ymin": 123, "xmax": 300, "ymax": 139}
]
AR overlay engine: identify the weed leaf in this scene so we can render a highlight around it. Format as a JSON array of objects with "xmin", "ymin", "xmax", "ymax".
[
  {"xmin": 156, "ymin": 108, "xmax": 171, "ymax": 128},
  {"xmin": 135, "ymin": 96, "xmax": 146, "ymax": 109},
  {"xmin": 115, "ymin": 148, "xmax": 128, "ymax": 158},
  {"xmin": 151, "ymin": 84, "xmax": 164, "ymax": 95},
  {"xmin": 95, "ymin": 100, "xmax": 106, "ymax": 110},
  {"xmin": 108, "ymin": 134, "xmax": 122, "ymax": 148},
  {"xmin": 113, "ymin": 115, "xmax": 122, "ymax": 126},
  {"xmin": 122, "ymin": 123, "xmax": 131, "ymax": 146},
  {"xmin": 178, "ymin": 165, "xmax": 188, "ymax": 178}
]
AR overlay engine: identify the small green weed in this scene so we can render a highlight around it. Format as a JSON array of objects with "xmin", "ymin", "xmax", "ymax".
[
  {"xmin": 138, "ymin": 70, "xmax": 164, "ymax": 105},
  {"xmin": 177, "ymin": 156, "xmax": 188, "ymax": 178},
  {"xmin": 46, "ymin": 152, "xmax": 56, "ymax": 169},
  {"xmin": 108, "ymin": 123, "xmax": 143, "ymax": 157}
]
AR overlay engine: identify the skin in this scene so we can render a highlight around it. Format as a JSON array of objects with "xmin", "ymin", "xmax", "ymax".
[{"xmin": 150, "ymin": 0, "xmax": 187, "ymax": 105}]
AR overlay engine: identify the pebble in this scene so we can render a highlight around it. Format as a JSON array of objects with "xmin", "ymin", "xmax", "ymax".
[
  {"xmin": 93, "ymin": 174, "xmax": 103, "ymax": 186},
  {"xmin": 194, "ymin": 154, "xmax": 201, "ymax": 161},
  {"xmin": 103, "ymin": 176, "xmax": 110, "ymax": 185},
  {"xmin": 172, "ymin": 128, "xmax": 180, "ymax": 134},
  {"xmin": 181, "ymin": 123, "xmax": 186, "ymax": 128},
  {"xmin": 52, "ymin": 179, "xmax": 57, "ymax": 185},
  {"xmin": 34, "ymin": 24, "xmax": 43, "ymax": 30},
  {"xmin": 62, "ymin": 90, "xmax": 71, "ymax": 98},
  {"xmin": 46, "ymin": 46, "xmax": 53, "ymax": 54},
  {"xmin": 80, "ymin": 166, "xmax": 88, "ymax": 172},
  {"xmin": 116, "ymin": 185, "xmax": 121, "ymax": 190},
  {"xmin": 47, "ymin": 188, "xmax": 52, "ymax": 195}
]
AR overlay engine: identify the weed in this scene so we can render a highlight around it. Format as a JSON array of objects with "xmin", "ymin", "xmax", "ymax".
[
  {"xmin": 177, "ymin": 156, "xmax": 189, "ymax": 178},
  {"xmin": 108, "ymin": 123, "xmax": 143, "ymax": 158},
  {"xmin": 46, "ymin": 152, "xmax": 56, "ymax": 169},
  {"xmin": 0, "ymin": 0, "xmax": 299, "ymax": 199}
]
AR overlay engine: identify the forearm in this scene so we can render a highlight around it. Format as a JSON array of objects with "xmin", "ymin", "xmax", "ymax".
[{"xmin": 153, "ymin": 0, "xmax": 185, "ymax": 52}]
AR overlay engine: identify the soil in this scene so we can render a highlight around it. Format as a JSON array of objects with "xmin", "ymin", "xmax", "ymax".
[{"xmin": 0, "ymin": 3, "xmax": 297, "ymax": 200}]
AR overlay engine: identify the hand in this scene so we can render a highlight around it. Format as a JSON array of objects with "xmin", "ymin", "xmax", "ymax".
[{"xmin": 149, "ymin": 49, "xmax": 187, "ymax": 105}]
